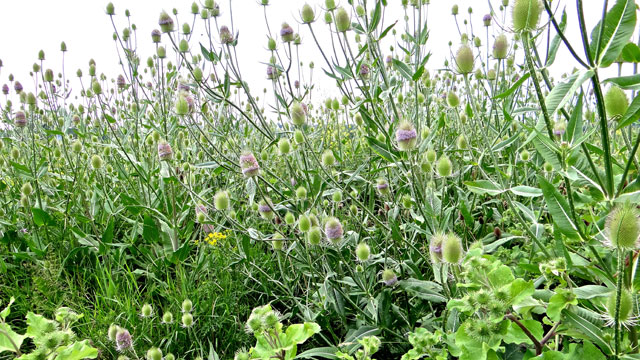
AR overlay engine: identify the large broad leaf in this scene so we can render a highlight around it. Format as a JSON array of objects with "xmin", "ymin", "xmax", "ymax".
[
  {"xmin": 621, "ymin": 42, "xmax": 640, "ymax": 62},
  {"xmin": 0, "ymin": 323, "xmax": 25, "ymax": 354},
  {"xmin": 545, "ymin": 70, "xmax": 593, "ymax": 116},
  {"xmin": 537, "ymin": 175, "xmax": 581, "ymax": 240},
  {"xmin": 55, "ymin": 340, "xmax": 98, "ymax": 360},
  {"xmin": 590, "ymin": 0, "xmax": 637, "ymax": 67},
  {"xmin": 562, "ymin": 309, "xmax": 612, "ymax": 355}
]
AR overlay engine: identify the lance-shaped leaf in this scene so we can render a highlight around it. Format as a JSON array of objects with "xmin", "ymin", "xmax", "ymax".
[{"xmin": 537, "ymin": 175, "xmax": 580, "ymax": 240}]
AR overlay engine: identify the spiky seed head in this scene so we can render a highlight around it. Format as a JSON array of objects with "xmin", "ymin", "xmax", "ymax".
[
  {"xmin": 302, "ymin": 4, "xmax": 315, "ymax": 23},
  {"xmin": 356, "ymin": 242, "xmax": 370, "ymax": 261},
  {"xmin": 456, "ymin": 45, "xmax": 474, "ymax": 74},
  {"xmin": 106, "ymin": 2, "xmax": 115, "ymax": 15},
  {"xmin": 291, "ymin": 102, "xmax": 306, "ymax": 126},
  {"xmin": 162, "ymin": 312, "xmax": 173, "ymax": 324},
  {"xmin": 606, "ymin": 203, "xmax": 640, "ymax": 249},
  {"xmin": 442, "ymin": 233, "xmax": 464, "ymax": 264},
  {"xmin": 512, "ymin": 0, "xmax": 541, "ymax": 32},
  {"xmin": 278, "ymin": 138, "xmax": 291, "ymax": 155},
  {"xmin": 493, "ymin": 34, "xmax": 509, "ymax": 59},
  {"xmin": 308, "ymin": 226, "xmax": 322, "ymax": 245},
  {"xmin": 182, "ymin": 299, "xmax": 193, "ymax": 313},
  {"xmin": 437, "ymin": 155, "xmax": 453, "ymax": 177},
  {"xmin": 335, "ymin": 7, "xmax": 351, "ymax": 32},
  {"xmin": 322, "ymin": 149, "xmax": 336, "ymax": 166},
  {"xmin": 604, "ymin": 86, "xmax": 629, "ymax": 119},
  {"xmin": 447, "ymin": 91, "xmax": 460, "ymax": 107},
  {"xmin": 141, "ymin": 303, "xmax": 153, "ymax": 317},
  {"xmin": 271, "ymin": 232, "xmax": 284, "ymax": 251},
  {"xmin": 91, "ymin": 155, "xmax": 103, "ymax": 170},
  {"xmin": 146, "ymin": 347, "xmax": 162, "ymax": 360},
  {"xmin": 181, "ymin": 312, "xmax": 194, "ymax": 327}
]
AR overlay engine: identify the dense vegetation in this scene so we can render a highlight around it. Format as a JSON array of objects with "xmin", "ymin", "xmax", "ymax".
[{"xmin": 1, "ymin": 0, "xmax": 640, "ymax": 359}]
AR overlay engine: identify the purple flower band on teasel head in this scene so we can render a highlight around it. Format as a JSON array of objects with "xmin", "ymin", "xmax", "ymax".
[{"xmin": 396, "ymin": 128, "xmax": 417, "ymax": 142}]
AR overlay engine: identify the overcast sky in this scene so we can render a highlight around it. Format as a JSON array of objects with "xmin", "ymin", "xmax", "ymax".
[{"xmin": 0, "ymin": 1, "xmax": 621, "ymax": 104}]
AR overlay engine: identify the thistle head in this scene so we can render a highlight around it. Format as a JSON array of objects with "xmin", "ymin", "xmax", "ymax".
[
  {"xmin": 493, "ymin": 34, "xmax": 509, "ymax": 59},
  {"xmin": 239, "ymin": 151, "xmax": 260, "ymax": 177},
  {"xmin": 442, "ymin": 233, "xmax": 464, "ymax": 264},
  {"xmin": 158, "ymin": 11, "xmax": 174, "ymax": 33}
]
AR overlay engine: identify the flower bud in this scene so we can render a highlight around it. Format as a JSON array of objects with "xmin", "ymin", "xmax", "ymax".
[
  {"xmin": 162, "ymin": 311, "xmax": 174, "ymax": 323},
  {"xmin": 182, "ymin": 312, "xmax": 194, "ymax": 327},
  {"xmin": 147, "ymin": 347, "xmax": 163, "ymax": 360},
  {"xmin": 294, "ymin": 130, "xmax": 304, "ymax": 144},
  {"xmin": 299, "ymin": 214, "xmax": 311, "ymax": 232},
  {"xmin": 14, "ymin": 111, "xmax": 26, "ymax": 128},
  {"xmin": 271, "ymin": 232, "xmax": 284, "ymax": 251},
  {"xmin": 302, "ymin": 4, "xmax": 315, "ymax": 23},
  {"xmin": 442, "ymin": 233, "xmax": 464, "ymax": 264},
  {"xmin": 381, "ymin": 269, "xmax": 397, "ymax": 286},
  {"xmin": 91, "ymin": 155, "xmax": 103, "ymax": 170},
  {"xmin": 307, "ymin": 226, "xmax": 322, "ymax": 245},
  {"xmin": 178, "ymin": 39, "xmax": 189, "ymax": 53},
  {"xmin": 214, "ymin": 190, "xmax": 230, "ymax": 211},
  {"xmin": 437, "ymin": 155, "xmax": 452, "ymax": 177},
  {"xmin": 325, "ymin": 0, "xmax": 336, "ymax": 10},
  {"xmin": 92, "ymin": 80, "xmax": 102, "ymax": 95},
  {"xmin": 141, "ymin": 303, "xmax": 153, "ymax": 318},
  {"xmin": 108, "ymin": 324, "xmax": 120, "ymax": 341},
  {"xmin": 512, "ymin": 0, "xmax": 541, "ymax": 32},
  {"xmin": 240, "ymin": 151, "xmax": 260, "ymax": 177},
  {"xmin": 493, "ymin": 34, "xmax": 509, "ymax": 59},
  {"xmin": 296, "ymin": 186, "xmax": 307, "ymax": 199},
  {"xmin": 426, "ymin": 149, "xmax": 436, "ymax": 163},
  {"xmin": 376, "ymin": 178, "xmax": 390, "ymax": 196},
  {"xmin": 182, "ymin": 299, "xmax": 193, "ymax": 313},
  {"xmin": 455, "ymin": 45, "xmax": 474, "ymax": 74},
  {"xmin": 606, "ymin": 203, "xmax": 640, "ymax": 249},
  {"xmin": 158, "ymin": 142, "xmax": 173, "ymax": 161},
  {"xmin": 335, "ymin": 7, "xmax": 351, "ymax": 32},
  {"xmin": 429, "ymin": 232, "xmax": 447, "ymax": 263},
  {"xmin": 604, "ymin": 86, "xmax": 629, "ymax": 119},
  {"xmin": 280, "ymin": 23, "xmax": 294, "ymax": 42},
  {"xmin": 322, "ymin": 149, "xmax": 336, "ymax": 167},
  {"xmin": 291, "ymin": 102, "xmax": 306, "ymax": 126},
  {"xmin": 451, "ymin": 5, "xmax": 459, "ymax": 15},
  {"xmin": 324, "ymin": 217, "xmax": 343, "ymax": 243},
  {"xmin": 483, "ymin": 14, "xmax": 492, "ymax": 26},
  {"xmin": 396, "ymin": 121, "xmax": 418, "ymax": 151},
  {"xmin": 520, "ymin": 149, "xmax": 530, "ymax": 161},
  {"xmin": 159, "ymin": 11, "xmax": 174, "ymax": 33},
  {"xmin": 447, "ymin": 91, "xmax": 460, "ymax": 107},
  {"xmin": 355, "ymin": 242, "xmax": 370, "ymax": 261}
]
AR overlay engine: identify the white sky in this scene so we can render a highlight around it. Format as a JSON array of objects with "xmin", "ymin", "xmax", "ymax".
[{"xmin": 0, "ymin": 1, "xmax": 622, "ymax": 104}]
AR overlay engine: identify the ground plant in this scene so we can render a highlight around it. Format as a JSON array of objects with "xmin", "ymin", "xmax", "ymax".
[{"xmin": 1, "ymin": 0, "xmax": 640, "ymax": 359}]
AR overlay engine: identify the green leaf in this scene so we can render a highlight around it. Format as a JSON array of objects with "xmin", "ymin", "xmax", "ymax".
[
  {"xmin": 621, "ymin": 42, "xmax": 640, "ymax": 62},
  {"xmin": 546, "ymin": 9, "xmax": 567, "ymax": 66},
  {"xmin": 0, "ymin": 297, "xmax": 14, "ymax": 320},
  {"xmin": 603, "ymin": 74, "xmax": 640, "ymax": 90},
  {"xmin": 590, "ymin": 0, "xmax": 637, "ymax": 67},
  {"xmin": 398, "ymin": 278, "xmax": 446, "ymax": 303},
  {"xmin": 547, "ymin": 292, "xmax": 577, "ymax": 321},
  {"xmin": 509, "ymin": 186, "xmax": 543, "ymax": 197},
  {"xmin": 562, "ymin": 309, "xmax": 612, "ymax": 355},
  {"xmin": 0, "ymin": 323, "xmax": 25, "ymax": 354},
  {"xmin": 464, "ymin": 181, "xmax": 504, "ymax": 196},
  {"xmin": 369, "ymin": 1, "xmax": 382, "ymax": 32},
  {"xmin": 285, "ymin": 322, "xmax": 321, "ymax": 347},
  {"xmin": 296, "ymin": 347, "xmax": 338, "ymax": 359},
  {"xmin": 31, "ymin": 208, "xmax": 55, "ymax": 227},
  {"xmin": 56, "ymin": 340, "xmax": 98, "ymax": 360},
  {"xmin": 567, "ymin": 340, "xmax": 606, "ymax": 360},
  {"xmin": 392, "ymin": 59, "xmax": 413, "ymax": 81},
  {"xmin": 617, "ymin": 92, "xmax": 640, "ymax": 129},
  {"xmin": 573, "ymin": 285, "xmax": 611, "ymax": 299},
  {"xmin": 26, "ymin": 312, "xmax": 55, "ymax": 338},
  {"xmin": 142, "ymin": 215, "xmax": 159, "ymax": 244},
  {"xmin": 488, "ymin": 265, "xmax": 514, "ymax": 288},
  {"xmin": 494, "ymin": 73, "xmax": 530, "ymax": 99},
  {"xmin": 537, "ymin": 175, "xmax": 581, "ymax": 240},
  {"xmin": 566, "ymin": 93, "xmax": 584, "ymax": 143},
  {"xmin": 545, "ymin": 70, "xmax": 593, "ymax": 116},
  {"xmin": 509, "ymin": 279, "xmax": 535, "ymax": 306},
  {"xmin": 503, "ymin": 319, "xmax": 543, "ymax": 345}
]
